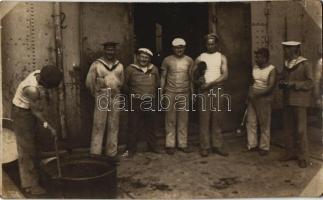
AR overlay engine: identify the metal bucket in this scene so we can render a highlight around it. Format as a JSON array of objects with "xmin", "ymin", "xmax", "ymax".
[{"xmin": 41, "ymin": 154, "xmax": 117, "ymax": 198}]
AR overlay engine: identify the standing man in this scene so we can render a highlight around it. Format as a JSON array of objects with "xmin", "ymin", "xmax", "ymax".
[
  {"xmin": 194, "ymin": 33, "xmax": 229, "ymax": 157},
  {"xmin": 123, "ymin": 48, "xmax": 163, "ymax": 158},
  {"xmin": 246, "ymin": 48, "xmax": 276, "ymax": 156},
  {"xmin": 278, "ymin": 41, "xmax": 313, "ymax": 168},
  {"xmin": 12, "ymin": 65, "xmax": 62, "ymax": 195},
  {"xmin": 86, "ymin": 41, "xmax": 124, "ymax": 161},
  {"xmin": 161, "ymin": 38, "xmax": 194, "ymax": 155}
]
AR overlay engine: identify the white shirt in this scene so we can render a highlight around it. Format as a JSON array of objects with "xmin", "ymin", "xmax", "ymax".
[
  {"xmin": 12, "ymin": 70, "xmax": 44, "ymax": 109},
  {"xmin": 85, "ymin": 58, "xmax": 124, "ymax": 95},
  {"xmin": 252, "ymin": 64, "xmax": 275, "ymax": 90},
  {"xmin": 198, "ymin": 52, "xmax": 222, "ymax": 84}
]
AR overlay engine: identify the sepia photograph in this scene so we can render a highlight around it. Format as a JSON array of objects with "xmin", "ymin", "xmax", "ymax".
[{"xmin": 1, "ymin": 0, "xmax": 322, "ymax": 198}]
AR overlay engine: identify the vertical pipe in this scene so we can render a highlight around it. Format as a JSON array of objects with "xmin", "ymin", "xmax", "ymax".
[
  {"xmin": 1, "ymin": 21, "xmax": 3, "ymax": 119},
  {"xmin": 208, "ymin": 3, "xmax": 217, "ymax": 34},
  {"xmin": 53, "ymin": 2, "xmax": 67, "ymax": 138},
  {"xmin": 265, "ymin": 1, "xmax": 270, "ymax": 48},
  {"xmin": 0, "ymin": 19, "xmax": 3, "ymax": 198},
  {"xmin": 284, "ymin": 13, "xmax": 288, "ymax": 41}
]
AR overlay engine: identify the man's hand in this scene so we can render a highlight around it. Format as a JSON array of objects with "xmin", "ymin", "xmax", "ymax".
[
  {"xmin": 96, "ymin": 77, "xmax": 106, "ymax": 88},
  {"xmin": 278, "ymin": 81, "xmax": 294, "ymax": 89},
  {"xmin": 47, "ymin": 124, "xmax": 57, "ymax": 137},
  {"xmin": 316, "ymin": 97, "xmax": 322, "ymax": 108},
  {"xmin": 200, "ymin": 82, "xmax": 210, "ymax": 90},
  {"xmin": 198, "ymin": 77, "xmax": 205, "ymax": 85}
]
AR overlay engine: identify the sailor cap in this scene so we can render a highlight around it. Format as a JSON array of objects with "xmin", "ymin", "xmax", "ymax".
[
  {"xmin": 281, "ymin": 41, "xmax": 302, "ymax": 46},
  {"xmin": 138, "ymin": 48, "xmax": 153, "ymax": 57},
  {"xmin": 172, "ymin": 38, "xmax": 186, "ymax": 46}
]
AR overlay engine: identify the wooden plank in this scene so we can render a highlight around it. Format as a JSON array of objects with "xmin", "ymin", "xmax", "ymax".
[
  {"xmin": 300, "ymin": 161, "xmax": 323, "ymax": 197},
  {"xmin": 1, "ymin": 170, "xmax": 24, "ymax": 198}
]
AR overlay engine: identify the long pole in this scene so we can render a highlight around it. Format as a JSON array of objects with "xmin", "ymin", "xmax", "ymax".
[
  {"xmin": 54, "ymin": 136, "xmax": 62, "ymax": 178},
  {"xmin": 53, "ymin": 3, "xmax": 67, "ymax": 138}
]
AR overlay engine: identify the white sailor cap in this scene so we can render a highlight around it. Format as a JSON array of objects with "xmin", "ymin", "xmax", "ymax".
[
  {"xmin": 138, "ymin": 48, "xmax": 153, "ymax": 57},
  {"xmin": 172, "ymin": 38, "xmax": 186, "ymax": 46},
  {"xmin": 281, "ymin": 41, "xmax": 302, "ymax": 46}
]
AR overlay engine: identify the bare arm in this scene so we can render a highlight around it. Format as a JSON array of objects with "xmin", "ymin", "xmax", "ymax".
[
  {"xmin": 314, "ymin": 59, "xmax": 322, "ymax": 99},
  {"xmin": 188, "ymin": 58, "xmax": 194, "ymax": 95},
  {"xmin": 24, "ymin": 86, "xmax": 57, "ymax": 136},
  {"xmin": 160, "ymin": 59, "xmax": 167, "ymax": 92},
  {"xmin": 215, "ymin": 54, "xmax": 229, "ymax": 83}
]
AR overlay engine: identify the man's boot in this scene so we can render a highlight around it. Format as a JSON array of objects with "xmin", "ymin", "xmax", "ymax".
[
  {"xmin": 213, "ymin": 146, "xmax": 229, "ymax": 157},
  {"xmin": 278, "ymin": 153, "xmax": 297, "ymax": 161}
]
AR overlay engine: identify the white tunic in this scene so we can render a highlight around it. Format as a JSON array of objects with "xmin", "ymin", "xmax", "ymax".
[
  {"xmin": 12, "ymin": 70, "xmax": 43, "ymax": 109},
  {"xmin": 85, "ymin": 58, "xmax": 124, "ymax": 96},
  {"xmin": 252, "ymin": 64, "xmax": 275, "ymax": 90},
  {"xmin": 198, "ymin": 52, "xmax": 222, "ymax": 84}
]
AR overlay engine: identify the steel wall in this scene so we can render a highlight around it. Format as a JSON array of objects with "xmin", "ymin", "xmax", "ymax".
[
  {"xmin": 210, "ymin": 2, "xmax": 252, "ymax": 131},
  {"xmin": 79, "ymin": 3, "xmax": 134, "ymax": 147},
  {"xmin": 251, "ymin": 1, "xmax": 322, "ymax": 110},
  {"xmin": 1, "ymin": 2, "xmax": 61, "ymax": 150}
]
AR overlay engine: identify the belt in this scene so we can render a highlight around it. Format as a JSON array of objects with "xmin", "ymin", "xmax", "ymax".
[{"xmin": 12, "ymin": 104, "xmax": 31, "ymax": 111}]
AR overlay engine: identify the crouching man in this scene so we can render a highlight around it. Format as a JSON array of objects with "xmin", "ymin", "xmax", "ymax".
[{"xmin": 12, "ymin": 65, "xmax": 62, "ymax": 195}]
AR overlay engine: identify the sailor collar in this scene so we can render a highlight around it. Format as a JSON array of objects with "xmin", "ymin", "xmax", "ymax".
[
  {"xmin": 97, "ymin": 57, "xmax": 120, "ymax": 71},
  {"xmin": 130, "ymin": 63, "xmax": 154, "ymax": 73},
  {"xmin": 284, "ymin": 56, "xmax": 307, "ymax": 69}
]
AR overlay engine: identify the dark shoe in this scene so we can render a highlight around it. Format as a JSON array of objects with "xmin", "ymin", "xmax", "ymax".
[
  {"xmin": 199, "ymin": 149, "xmax": 209, "ymax": 157},
  {"xmin": 25, "ymin": 185, "xmax": 46, "ymax": 195},
  {"xmin": 178, "ymin": 146, "xmax": 194, "ymax": 153},
  {"xmin": 278, "ymin": 154, "xmax": 297, "ymax": 161},
  {"xmin": 213, "ymin": 147, "xmax": 229, "ymax": 157},
  {"xmin": 166, "ymin": 148, "xmax": 176, "ymax": 155},
  {"xmin": 105, "ymin": 155, "xmax": 120, "ymax": 163},
  {"xmin": 243, "ymin": 147, "xmax": 258, "ymax": 153},
  {"xmin": 258, "ymin": 149, "xmax": 269, "ymax": 156},
  {"xmin": 89, "ymin": 153, "xmax": 101, "ymax": 158},
  {"xmin": 298, "ymin": 160, "xmax": 308, "ymax": 168},
  {"xmin": 149, "ymin": 146, "xmax": 165, "ymax": 154}
]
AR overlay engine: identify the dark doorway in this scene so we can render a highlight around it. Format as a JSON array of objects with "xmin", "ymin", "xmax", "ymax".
[
  {"xmin": 134, "ymin": 3, "xmax": 252, "ymax": 132},
  {"xmin": 134, "ymin": 3, "xmax": 209, "ymax": 66},
  {"xmin": 134, "ymin": 3, "xmax": 209, "ymax": 137}
]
